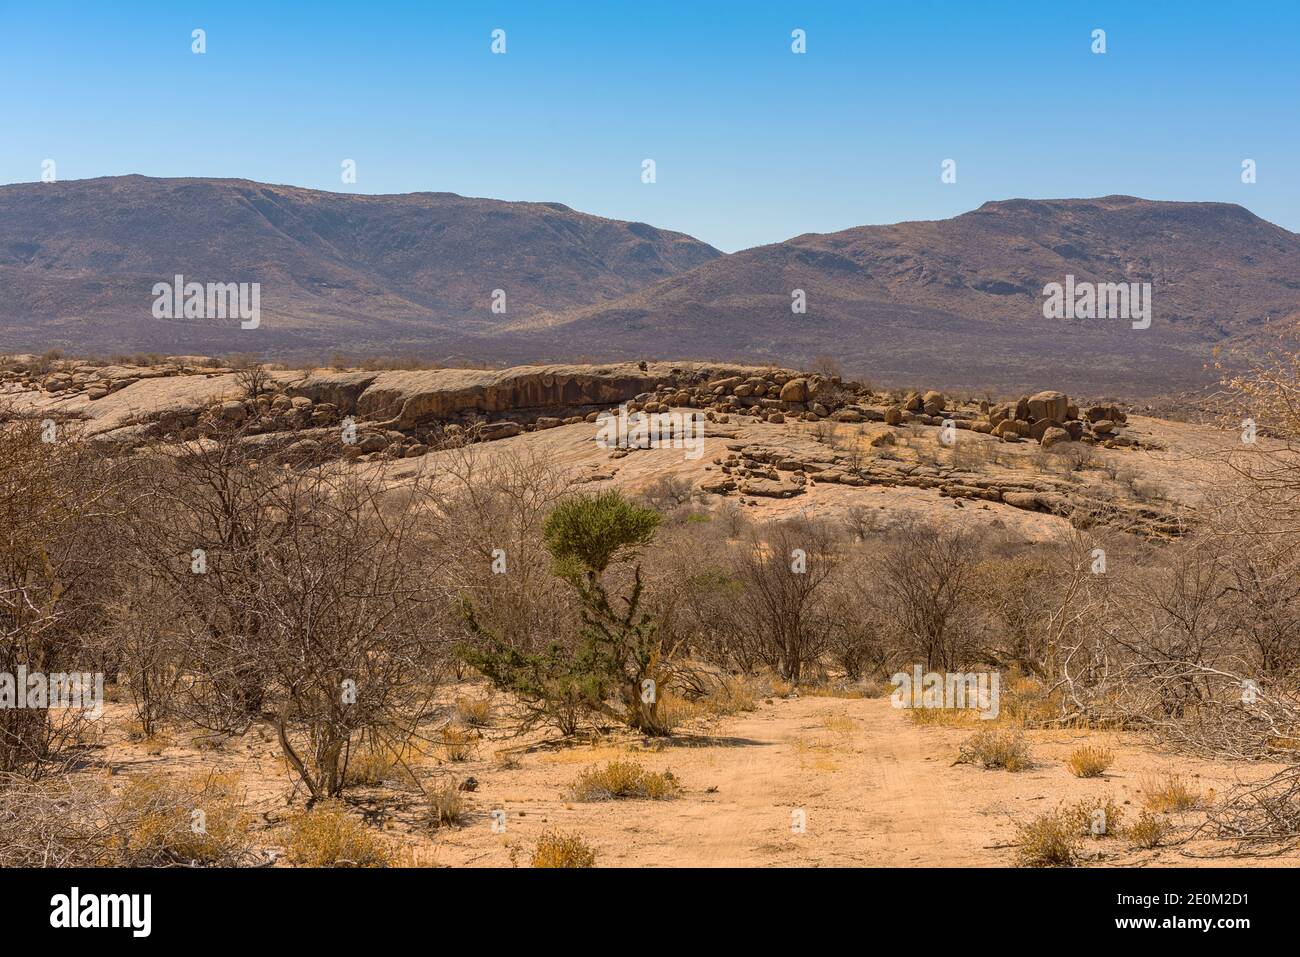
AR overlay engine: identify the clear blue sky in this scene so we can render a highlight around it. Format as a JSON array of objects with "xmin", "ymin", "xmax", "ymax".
[{"xmin": 2, "ymin": 0, "xmax": 1296, "ymax": 252}]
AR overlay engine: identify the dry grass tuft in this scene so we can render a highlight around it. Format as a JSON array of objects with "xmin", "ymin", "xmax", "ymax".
[
  {"xmin": 1060, "ymin": 795, "xmax": 1125, "ymax": 838},
  {"xmin": 531, "ymin": 830, "xmax": 596, "ymax": 868},
  {"xmin": 455, "ymin": 695, "xmax": 493, "ymax": 727},
  {"xmin": 113, "ymin": 772, "xmax": 253, "ymax": 865},
  {"xmin": 439, "ymin": 724, "xmax": 478, "ymax": 762},
  {"xmin": 1014, "ymin": 811, "xmax": 1079, "ymax": 867},
  {"xmin": 1066, "ymin": 745, "xmax": 1114, "ymax": 778},
  {"xmin": 1141, "ymin": 773, "xmax": 1200, "ymax": 812},
  {"xmin": 656, "ymin": 689, "xmax": 704, "ymax": 730},
  {"xmin": 567, "ymin": 760, "xmax": 679, "ymax": 801},
  {"xmin": 703, "ymin": 677, "xmax": 759, "ymax": 715},
  {"xmin": 285, "ymin": 802, "xmax": 393, "ymax": 868},
  {"xmin": 344, "ymin": 745, "xmax": 415, "ymax": 787},
  {"xmin": 822, "ymin": 714, "xmax": 856, "ymax": 735},
  {"xmin": 426, "ymin": 779, "xmax": 466, "ymax": 829},
  {"xmin": 907, "ymin": 706, "xmax": 985, "ymax": 728},
  {"xmin": 1127, "ymin": 810, "xmax": 1171, "ymax": 849},
  {"xmin": 958, "ymin": 729, "xmax": 1031, "ymax": 771}
]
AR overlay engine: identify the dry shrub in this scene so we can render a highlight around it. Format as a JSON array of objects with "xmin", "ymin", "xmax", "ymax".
[
  {"xmin": 344, "ymin": 746, "xmax": 412, "ymax": 788},
  {"xmin": 455, "ymin": 695, "xmax": 493, "ymax": 727},
  {"xmin": 1060, "ymin": 796, "xmax": 1125, "ymax": 838},
  {"xmin": 440, "ymin": 724, "xmax": 478, "ymax": 762},
  {"xmin": 655, "ymin": 689, "xmax": 703, "ymax": 730},
  {"xmin": 1127, "ymin": 810, "xmax": 1171, "ymax": 848},
  {"xmin": 1066, "ymin": 745, "xmax": 1114, "ymax": 778},
  {"xmin": 531, "ymin": 830, "xmax": 596, "ymax": 868},
  {"xmin": 111, "ymin": 772, "xmax": 253, "ymax": 865},
  {"xmin": 1014, "ymin": 811, "xmax": 1079, "ymax": 867},
  {"xmin": 493, "ymin": 749, "xmax": 523, "ymax": 770},
  {"xmin": 128, "ymin": 437, "xmax": 447, "ymax": 800},
  {"xmin": 567, "ymin": 760, "xmax": 678, "ymax": 801},
  {"xmin": 766, "ymin": 675, "xmax": 794, "ymax": 698},
  {"xmin": 800, "ymin": 683, "xmax": 867, "ymax": 699},
  {"xmin": 999, "ymin": 673, "xmax": 1062, "ymax": 727},
  {"xmin": 285, "ymin": 802, "xmax": 392, "ymax": 868},
  {"xmin": 1141, "ymin": 773, "xmax": 1200, "ymax": 812},
  {"xmin": 958, "ymin": 729, "xmax": 1031, "ymax": 771},
  {"xmin": 0, "ymin": 771, "xmax": 256, "ymax": 867},
  {"xmin": 426, "ymin": 779, "xmax": 465, "ymax": 829}
]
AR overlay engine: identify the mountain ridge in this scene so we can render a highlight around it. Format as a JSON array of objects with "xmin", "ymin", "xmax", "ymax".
[{"xmin": 3, "ymin": 178, "xmax": 1298, "ymax": 394}]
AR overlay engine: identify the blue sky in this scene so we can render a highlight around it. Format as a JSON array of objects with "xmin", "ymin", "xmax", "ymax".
[{"xmin": 2, "ymin": 1, "xmax": 1296, "ymax": 251}]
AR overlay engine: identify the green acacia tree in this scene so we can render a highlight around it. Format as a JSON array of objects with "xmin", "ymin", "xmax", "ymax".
[{"xmin": 459, "ymin": 491, "xmax": 670, "ymax": 735}]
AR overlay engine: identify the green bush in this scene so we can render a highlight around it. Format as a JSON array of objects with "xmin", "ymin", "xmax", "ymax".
[{"xmin": 460, "ymin": 492, "xmax": 673, "ymax": 735}]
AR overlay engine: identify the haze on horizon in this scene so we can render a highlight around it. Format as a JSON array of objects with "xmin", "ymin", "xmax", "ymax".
[{"xmin": 2, "ymin": 0, "xmax": 1298, "ymax": 252}]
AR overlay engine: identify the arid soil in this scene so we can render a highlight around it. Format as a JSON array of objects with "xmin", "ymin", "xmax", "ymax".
[{"xmin": 88, "ymin": 683, "xmax": 1295, "ymax": 868}]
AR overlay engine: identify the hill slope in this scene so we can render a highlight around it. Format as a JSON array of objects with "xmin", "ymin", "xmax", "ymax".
[
  {"xmin": 513, "ymin": 196, "xmax": 1300, "ymax": 393},
  {"xmin": 0, "ymin": 175, "xmax": 721, "ymax": 356}
]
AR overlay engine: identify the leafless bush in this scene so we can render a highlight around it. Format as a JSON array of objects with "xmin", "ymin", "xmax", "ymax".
[
  {"xmin": 824, "ymin": 554, "xmax": 888, "ymax": 682},
  {"xmin": 812, "ymin": 420, "xmax": 840, "ymax": 446},
  {"xmin": 123, "ymin": 430, "xmax": 449, "ymax": 800},
  {"xmin": 878, "ymin": 520, "xmax": 979, "ymax": 671},
  {"xmin": 0, "ymin": 771, "xmax": 258, "ymax": 867},
  {"xmin": 639, "ymin": 474, "xmax": 696, "ymax": 514},
  {"xmin": 432, "ymin": 446, "xmax": 575, "ymax": 658},
  {"xmin": 644, "ymin": 518, "xmax": 748, "ymax": 672},
  {"xmin": 731, "ymin": 518, "xmax": 843, "ymax": 682},
  {"xmin": 0, "ymin": 416, "xmax": 126, "ymax": 776},
  {"xmin": 228, "ymin": 354, "xmax": 271, "ymax": 401}
]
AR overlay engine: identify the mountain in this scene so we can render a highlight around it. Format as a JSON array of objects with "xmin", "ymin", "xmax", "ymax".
[
  {"xmin": 3, "ymin": 181, "xmax": 1297, "ymax": 394},
  {"xmin": 509, "ymin": 196, "xmax": 1300, "ymax": 394},
  {"xmin": 0, "ymin": 175, "xmax": 720, "ymax": 357}
]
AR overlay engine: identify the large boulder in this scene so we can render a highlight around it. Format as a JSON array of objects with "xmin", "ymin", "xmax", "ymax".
[
  {"xmin": 739, "ymin": 478, "xmax": 804, "ymax": 498},
  {"xmin": 478, "ymin": 421, "xmax": 524, "ymax": 441},
  {"xmin": 992, "ymin": 418, "xmax": 1029, "ymax": 438},
  {"xmin": 1040, "ymin": 426, "xmax": 1072, "ymax": 448},
  {"xmin": 1085, "ymin": 404, "xmax": 1127, "ymax": 424},
  {"xmin": 779, "ymin": 378, "xmax": 809, "ymax": 402},
  {"xmin": 922, "ymin": 390, "xmax": 947, "ymax": 415},
  {"xmin": 1027, "ymin": 391, "xmax": 1069, "ymax": 423},
  {"xmin": 709, "ymin": 376, "xmax": 745, "ymax": 393}
]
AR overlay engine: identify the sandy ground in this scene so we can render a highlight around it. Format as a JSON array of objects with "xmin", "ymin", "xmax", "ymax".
[{"xmin": 90, "ymin": 685, "xmax": 1298, "ymax": 868}]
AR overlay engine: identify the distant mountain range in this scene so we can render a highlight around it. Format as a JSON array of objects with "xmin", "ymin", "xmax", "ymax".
[
  {"xmin": 4, "ymin": 177, "xmax": 1298, "ymax": 394},
  {"xmin": 0, "ymin": 175, "xmax": 718, "ymax": 355}
]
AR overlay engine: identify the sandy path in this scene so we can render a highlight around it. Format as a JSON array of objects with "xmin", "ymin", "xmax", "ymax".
[
  {"xmin": 94, "ymin": 687, "xmax": 1299, "ymax": 867},
  {"xmin": 407, "ymin": 692, "xmax": 1292, "ymax": 867}
]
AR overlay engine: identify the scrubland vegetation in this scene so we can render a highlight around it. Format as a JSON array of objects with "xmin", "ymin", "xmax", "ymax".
[{"xmin": 1, "ymin": 342, "xmax": 1298, "ymax": 868}]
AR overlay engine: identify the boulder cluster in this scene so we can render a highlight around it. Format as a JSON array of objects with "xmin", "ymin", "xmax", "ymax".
[
  {"xmin": 636, "ymin": 370, "xmax": 864, "ymax": 425},
  {"xmin": 195, "ymin": 385, "xmax": 445, "ymax": 462},
  {"xmin": 7, "ymin": 356, "xmax": 1145, "ymax": 465},
  {"xmin": 976, "ymin": 391, "xmax": 1134, "ymax": 449},
  {"xmin": 634, "ymin": 376, "xmax": 1140, "ymax": 453},
  {"xmin": 5, "ymin": 361, "xmax": 182, "ymax": 398}
]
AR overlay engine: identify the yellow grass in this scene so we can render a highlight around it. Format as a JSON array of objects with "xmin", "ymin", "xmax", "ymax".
[{"xmin": 1141, "ymin": 773, "xmax": 1200, "ymax": 812}]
